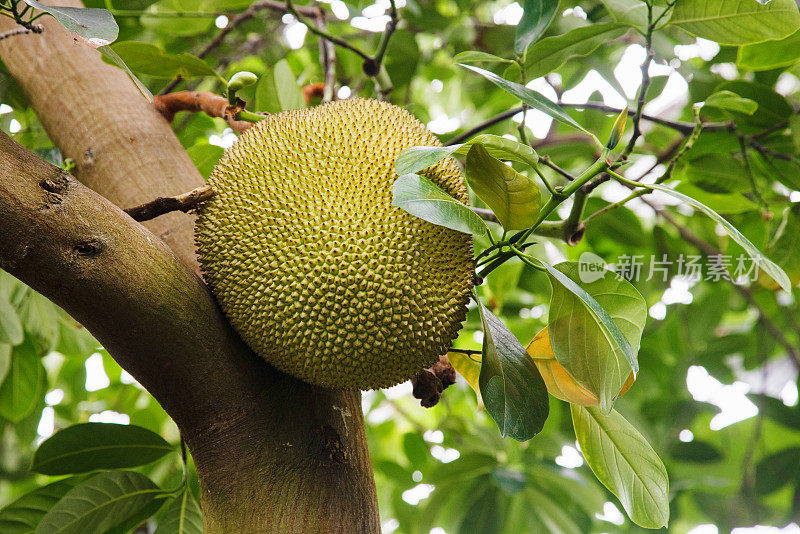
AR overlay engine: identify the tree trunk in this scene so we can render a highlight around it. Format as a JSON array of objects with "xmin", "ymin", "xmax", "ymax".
[{"xmin": 0, "ymin": 5, "xmax": 379, "ymax": 533}]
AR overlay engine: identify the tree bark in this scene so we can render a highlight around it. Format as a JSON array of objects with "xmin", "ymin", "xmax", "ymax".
[{"xmin": 0, "ymin": 6, "xmax": 379, "ymax": 533}]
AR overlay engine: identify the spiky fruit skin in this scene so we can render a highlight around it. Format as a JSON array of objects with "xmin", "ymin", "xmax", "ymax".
[{"xmin": 195, "ymin": 98, "xmax": 474, "ymax": 390}]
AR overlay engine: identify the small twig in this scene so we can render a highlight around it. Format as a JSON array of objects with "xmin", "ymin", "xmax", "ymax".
[
  {"xmin": 540, "ymin": 155, "xmax": 576, "ymax": 181},
  {"xmin": 561, "ymin": 102, "xmax": 731, "ymax": 135},
  {"xmin": 447, "ymin": 103, "xmax": 729, "ymax": 147},
  {"xmin": 751, "ymin": 120, "xmax": 790, "ymax": 140},
  {"xmin": 624, "ymin": 2, "xmax": 656, "ymax": 154},
  {"xmin": 739, "ymin": 136, "xmax": 767, "ymax": 208},
  {"xmin": 373, "ymin": 0, "xmax": 398, "ymax": 68},
  {"xmin": 159, "ymin": 0, "xmax": 321, "ymax": 95},
  {"xmin": 563, "ymin": 190, "xmax": 587, "ymax": 246},
  {"xmin": 749, "ymin": 139, "xmax": 799, "ymax": 163},
  {"xmin": 446, "ymin": 108, "xmax": 521, "ymax": 145},
  {"xmin": 583, "ymin": 116, "xmax": 701, "ymax": 215},
  {"xmin": 471, "ymin": 206, "xmax": 498, "ymax": 223},
  {"xmin": 411, "ymin": 354, "xmax": 457, "ymax": 408},
  {"xmin": 314, "ymin": 7, "xmax": 336, "ymax": 102},
  {"xmin": 154, "ymin": 91, "xmax": 259, "ymax": 132},
  {"xmin": 286, "ymin": 0, "xmax": 371, "ymax": 63},
  {"xmin": 448, "ymin": 347, "xmax": 481, "ymax": 356},
  {"xmin": 0, "ymin": 23, "xmax": 42, "ymax": 41},
  {"xmin": 124, "ymin": 186, "xmax": 216, "ymax": 222}
]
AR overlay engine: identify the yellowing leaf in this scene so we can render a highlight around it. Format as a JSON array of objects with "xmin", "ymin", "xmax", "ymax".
[
  {"xmin": 448, "ymin": 351, "xmax": 481, "ymax": 397},
  {"xmin": 526, "ymin": 327, "xmax": 634, "ymax": 406}
]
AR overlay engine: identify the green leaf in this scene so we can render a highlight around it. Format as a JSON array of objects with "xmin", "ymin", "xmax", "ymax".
[
  {"xmin": 790, "ymin": 115, "xmax": 800, "ymax": 149},
  {"xmin": 15, "ymin": 289, "xmax": 59, "ymax": 353},
  {"xmin": 469, "ymin": 135, "xmax": 540, "ymax": 169},
  {"xmin": 668, "ymin": 440, "xmax": 723, "ymax": 463},
  {"xmin": 749, "ymin": 393, "xmax": 800, "ymax": 431},
  {"xmin": 760, "ymin": 204, "xmax": 800, "ymax": 288},
  {"xmin": 395, "ymin": 145, "xmax": 461, "ymax": 175},
  {"xmin": 402, "ymin": 432, "xmax": 430, "ymax": 467},
  {"xmin": 465, "ymin": 145, "xmax": 540, "ymax": 230},
  {"xmin": 35, "ymin": 471, "xmax": 167, "ymax": 534},
  {"xmin": 703, "ymin": 90, "xmax": 758, "ymax": 115},
  {"xmin": 395, "ymin": 134, "xmax": 538, "ymax": 176},
  {"xmin": 32, "ymin": 422, "xmax": 174, "ymax": 475},
  {"xmin": 477, "ymin": 301, "xmax": 549, "ymax": 441},
  {"xmin": 106, "ymin": 42, "xmax": 219, "ymax": 80},
  {"xmin": 453, "ymin": 51, "xmax": 513, "ymax": 65},
  {"xmin": 674, "ymin": 183, "xmax": 758, "ymax": 214},
  {"xmin": 754, "ymin": 447, "xmax": 800, "ymax": 495},
  {"xmin": 522, "ymin": 23, "xmax": 628, "ymax": 81},
  {"xmin": 154, "ymin": 490, "xmax": 203, "ymax": 534},
  {"xmin": 384, "ymin": 30, "xmax": 421, "ymax": 89},
  {"xmin": 0, "ymin": 343, "xmax": 10, "ymax": 386},
  {"xmin": 670, "ymin": 0, "xmax": 800, "ymax": 45},
  {"xmin": 273, "ymin": 60, "xmax": 304, "ymax": 111},
  {"xmin": 0, "ymin": 477, "xmax": 85, "ymax": 534},
  {"xmin": 486, "ymin": 258, "xmax": 524, "ymax": 310},
  {"xmin": 545, "ymin": 262, "xmax": 646, "ymax": 413},
  {"xmin": 600, "ymin": 0, "xmax": 672, "ymax": 29},
  {"xmin": 718, "ymin": 80, "xmax": 793, "ymax": 131},
  {"xmin": 492, "ymin": 468, "xmax": 526, "ymax": 494},
  {"xmin": 98, "ymin": 45, "xmax": 154, "ymax": 102},
  {"xmin": 22, "ymin": 1, "xmax": 118, "ymax": 46},
  {"xmin": 525, "ymin": 487, "xmax": 584, "ymax": 534},
  {"xmin": 186, "ymin": 143, "xmax": 224, "ymax": 179},
  {"xmin": 392, "ymin": 174, "xmax": 490, "ymax": 237},
  {"xmin": 738, "ymin": 29, "xmax": 800, "ymax": 70},
  {"xmin": 680, "ymin": 153, "xmax": 751, "ymax": 193},
  {"xmin": 0, "ymin": 340, "xmax": 44, "ymax": 422},
  {"xmin": 515, "ymin": 0, "xmax": 558, "ymax": 54},
  {"xmin": 254, "ymin": 59, "xmax": 304, "ymax": 113},
  {"xmin": 141, "ymin": 0, "xmax": 212, "ymax": 36},
  {"xmin": 571, "ymin": 405, "xmax": 669, "ymax": 529},
  {"xmin": 459, "ymin": 485, "xmax": 500, "ymax": 534},
  {"xmin": 460, "ymin": 65, "xmax": 593, "ymax": 137},
  {"xmin": 627, "ymin": 181, "xmax": 792, "ymax": 291},
  {"xmin": 0, "ymin": 292, "xmax": 23, "ymax": 346}
]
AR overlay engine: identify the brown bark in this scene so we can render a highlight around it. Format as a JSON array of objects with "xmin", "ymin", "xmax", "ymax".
[{"xmin": 0, "ymin": 4, "xmax": 379, "ymax": 533}]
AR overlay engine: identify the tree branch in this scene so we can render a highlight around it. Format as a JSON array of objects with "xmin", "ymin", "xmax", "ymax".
[
  {"xmin": 154, "ymin": 91, "xmax": 257, "ymax": 132},
  {"xmin": 0, "ymin": 23, "xmax": 41, "ymax": 40},
  {"xmin": 0, "ymin": 8, "xmax": 379, "ymax": 532},
  {"xmin": 313, "ymin": 7, "xmax": 337, "ymax": 102},
  {"xmin": 0, "ymin": 130, "xmax": 245, "ymax": 433},
  {"xmin": 124, "ymin": 185, "xmax": 216, "ymax": 222},
  {"xmin": 446, "ymin": 103, "xmax": 730, "ymax": 147},
  {"xmin": 159, "ymin": 0, "xmax": 319, "ymax": 94}
]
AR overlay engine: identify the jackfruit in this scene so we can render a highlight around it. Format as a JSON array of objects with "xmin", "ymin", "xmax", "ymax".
[{"xmin": 195, "ymin": 98, "xmax": 474, "ymax": 390}]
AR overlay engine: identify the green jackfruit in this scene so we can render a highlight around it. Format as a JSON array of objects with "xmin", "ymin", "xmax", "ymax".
[{"xmin": 195, "ymin": 98, "xmax": 473, "ymax": 390}]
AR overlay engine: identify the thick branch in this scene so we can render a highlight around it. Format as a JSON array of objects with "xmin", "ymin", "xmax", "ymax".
[
  {"xmin": 0, "ymin": 5, "xmax": 378, "ymax": 532},
  {"xmin": 0, "ymin": 131, "xmax": 253, "ymax": 433}
]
